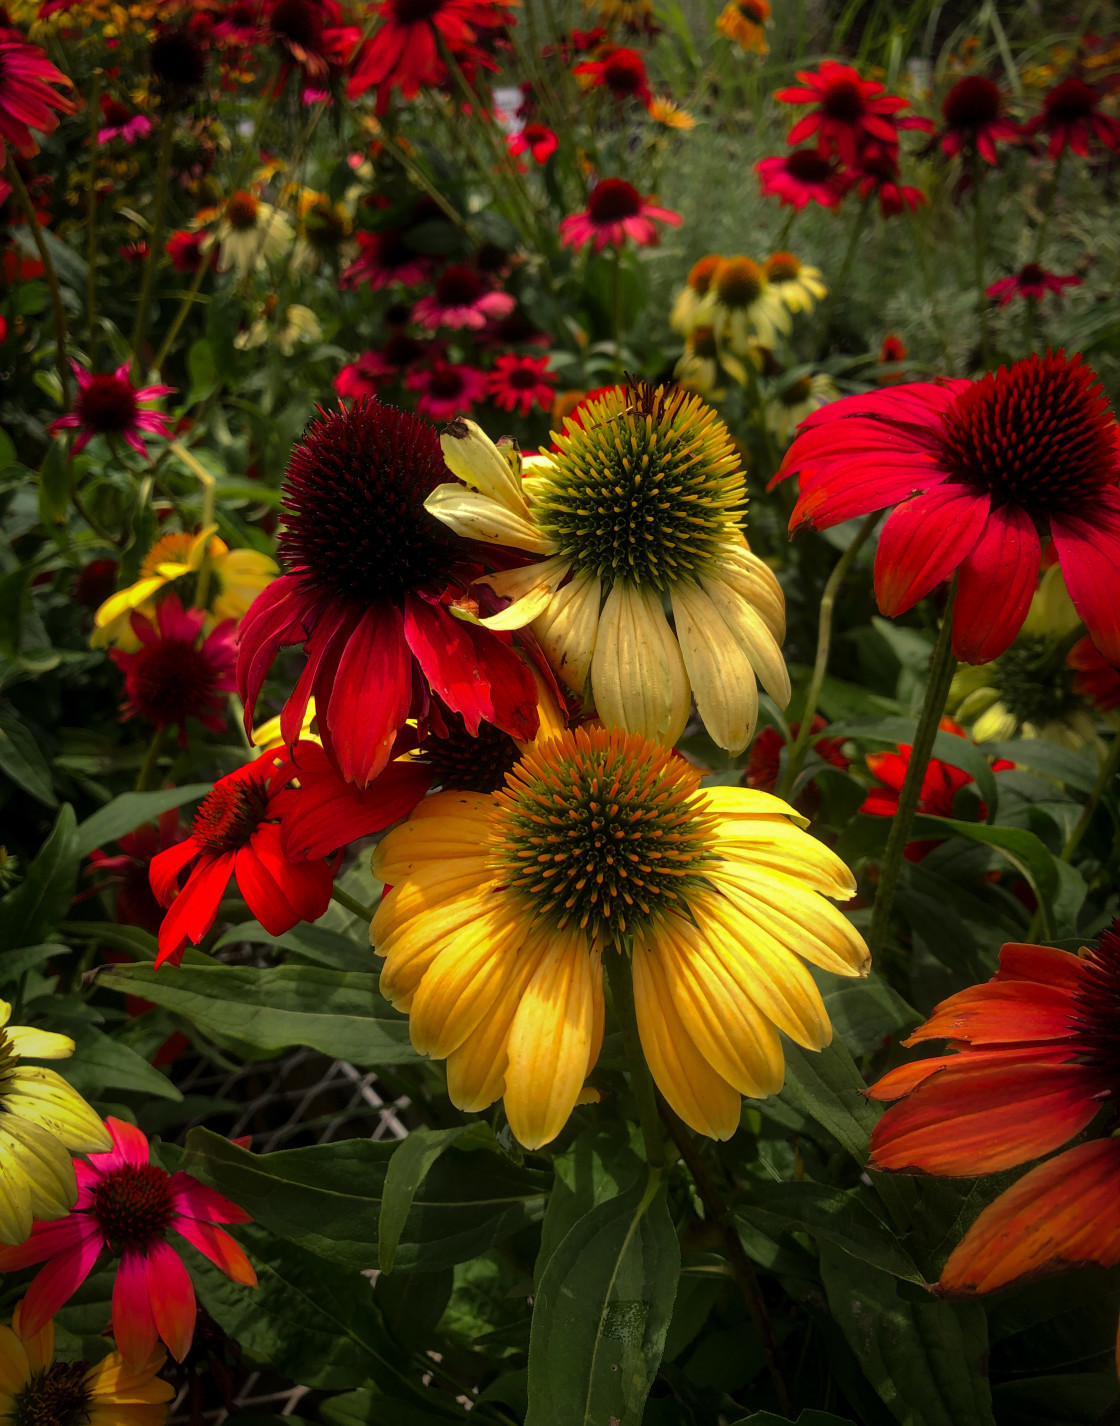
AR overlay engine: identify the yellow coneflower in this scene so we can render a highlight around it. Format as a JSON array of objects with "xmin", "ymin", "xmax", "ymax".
[
  {"xmin": 716, "ymin": 0, "xmax": 770, "ymax": 53},
  {"xmin": 0, "ymin": 1002, "xmax": 110, "ymax": 1247},
  {"xmin": 766, "ymin": 372, "xmax": 840, "ymax": 446},
  {"xmin": 764, "ymin": 251, "xmax": 828, "ymax": 314},
  {"xmin": 673, "ymin": 325, "xmax": 726, "ymax": 400},
  {"xmin": 670, "ymin": 254, "xmax": 723, "ymax": 336},
  {"xmin": 234, "ymin": 302, "xmax": 323, "ymax": 355},
  {"xmin": 92, "ymin": 527, "xmax": 278, "ymax": 649},
  {"xmin": 697, "ymin": 256, "xmax": 792, "ymax": 353},
  {"xmin": 370, "ymin": 725, "xmax": 868, "ymax": 1148},
  {"xmin": 0, "ymin": 1302, "xmax": 173, "ymax": 1425},
  {"xmin": 425, "ymin": 384, "xmax": 791, "ymax": 755}
]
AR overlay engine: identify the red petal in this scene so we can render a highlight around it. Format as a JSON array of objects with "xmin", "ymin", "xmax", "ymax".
[
  {"xmin": 146, "ymin": 1239, "xmax": 196, "ymax": 1361},
  {"xmin": 277, "ymin": 756, "xmax": 432, "ymax": 860},
  {"xmin": 320, "ymin": 603, "xmax": 412, "ymax": 786},
  {"xmin": 235, "ymin": 576, "xmax": 315, "ymax": 733},
  {"xmin": 952, "ymin": 505, "xmax": 1041, "ymax": 662},
  {"xmin": 113, "ymin": 1249, "xmax": 159, "ymax": 1367},
  {"xmin": 866, "ymin": 1044, "xmax": 1071, "ymax": 1102},
  {"xmin": 173, "ymin": 1218, "xmax": 257, "ymax": 1287},
  {"xmin": 280, "ymin": 598, "xmax": 360, "ymax": 749},
  {"xmin": 169, "ymin": 1172, "xmax": 252, "ymax": 1224},
  {"xmin": 149, "ymin": 838, "xmax": 200, "ymax": 907},
  {"xmin": 18, "ymin": 1227, "xmax": 103, "ymax": 1333},
  {"xmin": 1051, "ymin": 488, "xmax": 1120, "ymax": 665},
  {"xmin": 874, "ymin": 486, "xmax": 989, "ymax": 616},
  {"xmin": 235, "ymin": 824, "xmax": 333, "ymax": 935},
  {"xmin": 994, "ymin": 942, "xmax": 1086, "ymax": 992}
]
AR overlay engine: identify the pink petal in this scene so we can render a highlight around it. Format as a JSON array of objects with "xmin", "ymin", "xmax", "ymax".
[
  {"xmin": 953, "ymin": 505, "xmax": 1041, "ymax": 663},
  {"xmin": 873, "ymin": 486, "xmax": 989, "ymax": 617},
  {"xmin": 145, "ymin": 1239, "xmax": 196, "ymax": 1362},
  {"xmin": 173, "ymin": 1217, "xmax": 257, "ymax": 1286},
  {"xmin": 102, "ymin": 1117, "xmax": 151, "ymax": 1168},
  {"xmin": 20, "ymin": 1225, "xmax": 104, "ymax": 1335},
  {"xmin": 168, "ymin": 1172, "xmax": 252, "ymax": 1224},
  {"xmin": 112, "ymin": 1249, "xmax": 159, "ymax": 1367},
  {"xmin": 0, "ymin": 1213, "xmax": 98, "ymax": 1274}
]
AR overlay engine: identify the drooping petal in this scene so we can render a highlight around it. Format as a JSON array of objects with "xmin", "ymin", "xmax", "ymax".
[
  {"xmin": 112, "ymin": 1250, "xmax": 159, "ymax": 1367},
  {"xmin": 236, "ymin": 824, "xmax": 333, "ymax": 935},
  {"xmin": 873, "ymin": 486, "xmax": 990, "ymax": 617},
  {"xmin": 235, "ymin": 576, "xmax": 315, "ymax": 732},
  {"xmin": 20, "ymin": 1224, "xmax": 104, "ymax": 1335},
  {"xmin": 591, "ymin": 583, "xmax": 689, "ymax": 746},
  {"xmin": 172, "ymin": 1216, "xmax": 257, "ymax": 1286},
  {"xmin": 671, "ymin": 580, "xmax": 759, "ymax": 754},
  {"xmin": 1050, "ymin": 489, "xmax": 1120, "ymax": 665},
  {"xmin": 531, "ymin": 569, "xmax": 601, "ymax": 698},
  {"xmin": 155, "ymin": 852, "xmax": 236, "ymax": 968},
  {"xmin": 145, "ymin": 1240, "xmax": 196, "ymax": 1362},
  {"xmin": 322, "ymin": 603, "xmax": 412, "ymax": 786},
  {"xmin": 952, "ymin": 504, "xmax": 1041, "ymax": 663}
]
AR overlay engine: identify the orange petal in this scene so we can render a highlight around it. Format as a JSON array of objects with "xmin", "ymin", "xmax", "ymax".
[{"xmin": 866, "ymin": 1045, "xmax": 1071, "ymax": 1103}]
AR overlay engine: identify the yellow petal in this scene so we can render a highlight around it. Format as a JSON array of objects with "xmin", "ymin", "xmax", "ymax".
[
  {"xmin": 477, "ymin": 555, "xmax": 572, "ymax": 630},
  {"xmin": 0, "ymin": 1325, "xmax": 31, "ymax": 1396},
  {"xmin": 93, "ymin": 576, "xmax": 166, "ymax": 634},
  {"xmin": 504, "ymin": 931, "xmax": 602, "ymax": 1150},
  {"xmin": 408, "ymin": 910, "xmax": 533, "ymax": 1058},
  {"xmin": 531, "ymin": 569, "xmax": 601, "ymax": 697},
  {"xmin": 700, "ymin": 784, "xmax": 809, "ymax": 828},
  {"xmin": 592, "ymin": 583, "xmax": 689, "ymax": 745},
  {"xmin": 16, "ymin": 1309, "xmax": 53, "ymax": 1375},
  {"xmin": 671, "ymin": 581, "xmax": 758, "ymax": 754},
  {"xmin": 711, "ymin": 823, "xmax": 856, "ymax": 898},
  {"xmin": 440, "ymin": 420, "xmax": 532, "ymax": 516},
  {"xmin": 0, "ymin": 1119, "xmax": 78, "ymax": 1224},
  {"xmin": 710, "ymin": 865, "xmax": 870, "ymax": 977},
  {"xmin": 699, "ymin": 575, "xmax": 791, "ymax": 707},
  {"xmin": 6, "ymin": 1068, "xmax": 111, "ymax": 1151},
  {"xmin": 718, "ymin": 543, "xmax": 786, "ymax": 642},
  {"xmin": 424, "ymin": 485, "xmax": 554, "ymax": 554},
  {"xmin": 4, "ymin": 1028, "xmax": 74, "ymax": 1061}
]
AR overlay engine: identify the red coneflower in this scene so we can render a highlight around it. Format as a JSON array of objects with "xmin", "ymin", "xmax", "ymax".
[
  {"xmin": 775, "ymin": 61, "xmax": 929, "ymax": 166},
  {"xmin": 411, "ymin": 264, "xmax": 515, "ymax": 331},
  {"xmin": 109, "ymin": 595, "xmax": 237, "ymax": 744},
  {"xmin": 860, "ymin": 716, "xmax": 1012, "ymax": 860},
  {"xmin": 235, "ymin": 399, "xmax": 537, "ymax": 787},
  {"xmin": 49, "ymin": 362, "xmax": 175, "ymax": 457},
  {"xmin": 348, "ymin": 0, "xmax": 510, "ymax": 105},
  {"xmin": 1069, "ymin": 635, "xmax": 1120, "ymax": 712},
  {"xmin": 335, "ymin": 333, "xmax": 429, "ymax": 398},
  {"xmin": 574, "ymin": 44, "xmax": 651, "ymax": 109},
  {"xmin": 559, "ymin": 177, "xmax": 681, "ymax": 252},
  {"xmin": 867, "ymin": 921, "xmax": 1120, "ymax": 1357},
  {"xmin": 487, "ymin": 352, "xmax": 556, "ymax": 416},
  {"xmin": 508, "ymin": 121, "xmax": 558, "ymax": 164},
  {"xmin": 405, "ymin": 358, "xmax": 488, "ymax": 418},
  {"xmin": 755, "ymin": 148, "xmax": 851, "ymax": 210},
  {"xmin": 148, "ymin": 746, "xmax": 337, "ymax": 966},
  {"xmin": 936, "ymin": 75, "xmax": 1022, "ymax": 163},
  {"xmin": 986, "ymin": 263, "xmax": 1082, "ymax": 306},
  {"xmin": 745, "ymin": 717, "xmax": 849, "ymax": 792},
  {"xmin": 0, "ymin": 38, "xmax": 74, "ymax": 165},
  {"xmin": 266, "ymin": 0, "xmax": 360, "ymax": 85},
  {"xmin": 166, "ymin": 228, "xmax": 212, "ymax": 272},
  {"xmin": 773, "ymin": 350, "xmax": 1120, "ymax": 666},
  {"xmin": 1024, "ymin": 76, "xmax": 1120, "ymax": 159},
  {"xmin": 850, "ymin": 147, "xmax": 926, "ymax": 217},
  {"xmin": 340, "ymin": 228, "xmax": 430, "ymax": 290},
  {"xmin": 0, "ymin": 1118, "xmax": 256, "ymax": 1366}
]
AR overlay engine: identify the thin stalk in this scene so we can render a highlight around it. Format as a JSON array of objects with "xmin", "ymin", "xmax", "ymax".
[
  {"xmin": 130, "ymin": 114, "xmax": 177, "ymax": 374},
  {"xmin": 86, "ymin": 68, "xmax": 102, "ymax": 361},
  {"xmin": 776, "ymin": 511, "xmax": 878, "ymax": 801},
  {"xmin": 169, "ymin": 439, "xmax": 216, "ymax": 605},
  {"xmin": 971, "ymin": 153, "xmax": 991, "ymax": 367},
  {"xmin": 604, "ymin": 947, "xmax": 666, "ymax": 1169},
  {"xmin": 373, "ymin": 117, "xmax": 468, "ymax": 230},
  {"xmin": 612, "ymin": 244, "xmax": 625, "ymax": 379},
  {"xmin": 1061, "ymin": 733, "xmax": 1120, "ymax": 864},
  {"xmin": 136, "ymin": 725, "xmax": 172, "ymax": 791},
  {"xmin": 866, "ymin": 583, "xmax": 958, "ymax": 959},
  {"xmin": 72, "ymin": 484, "xmax": 120, "ymax": 545},
  {"xmin": 814, "ymin": 196, "xmax": 871, "ymax": 359},
  {"xmin": 5, "ymin": 154, "xmax": 71, "ymax": 407},
  {"xmin": 658, "ymin": 1100, "xmax": 794, "ymax": 1419},
  {"xmin": 774, "ymin": 207, "xmax": 797, "ymax": 250},
  {"xmin": 331, "ymin": 884, "xmax": 377, "ymax": 922}
]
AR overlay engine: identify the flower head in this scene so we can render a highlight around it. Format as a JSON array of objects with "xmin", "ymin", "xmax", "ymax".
[
  {"xmin": 0, "ymin": 1300, "xmax": 173, "ymax": 1425},
  {"xmin": 86, "ymin": 813, "xmax": 186, "ymax": 936},
  {"xmin": 0, "ymin": 38, "xmax": 74, "ymax": 166},
  {"xmin": 775, "ymin": 61, "xmax": 928, "ymax": 166},
  {"xmin": 109, "ymin": 595, "xmax": 237, "ymax": 744},
  {"xmin": 559, "ymin": 178, "xmax": 681, "ymax": 252},
  {"xmin": 716, "ymin": 0, "xmax": 769, "ymax": 52},
  {"xmin": 0, "ymin": 1001, "xmax": 110, "ymax": 1246},
  {"xmin": 236, "ymin": 399, "xmax": 539, "ymax": 786},
  {"xmin": 764, "ymin": 251, "xmax": 827, "ymax": 314},
  {"xmin": 349, "ymin": 0, "xmax": 512, "ymax": 105},
  {"xmin": 756, "ymin": 148, "xmax": 851, "ymax": 210},
  {"xmin": 412, "ymin": 264, "xmax": 515, "ymax": 331},
  {"xmin": 509, "ymin": 121, "xmax": 558, "ymax": 164},
  {"xmin": 745, "ymin": 716, "xmax": 849, "ymax": 793},
  {"xmin": 986, "ymin": 262, "xmax": 1081, "ymax": 306},
  {"xmin": 574, "ymin": 44, "xmax": 652, "ymax": 107},
  {"xmin": 767, "ymin": 371, "xmax": 839, "ymax": 446},
  {"xmin": 148, "ymin": 24, "xmax": 208, "ymax": 106},
  {"xmin": 487, "ymin": 353, "xmax": 556, "ymax": 417},
  {"xmin": 341, "ymin": 229, "xmax": 430, "ymax": 290},
  {"xmin": 697, "ymin": 255, "xmax": 792, "ymax": 351},
  {"xmin": 937, "ymin": 75, "xmax": 1022, "ymax": 163},
  {"xmin": 97, "ymin": 94, "xmax": 152, "ymax": 145},
  {"xmin": 405, "ymin": 359, "xmax": 489, "ymax": 418},
  {"xmin": 425, "ymin": 384, "xmax": 791, "ymax": 753},
  {"xmin": 669, "ymin": 254, "xmax": 723, "ymax": 335},
  {"xmin": 775, "ymin": 350, "xmax": 1120, "ymax": 666},
  {"xmin": 166, "ymin": 229, "xmax": 211, "ymax": 272},
  {"xmin": 1025, "ymin": 76, "xmax": 1120, "ymax": 159},
  {"xmin": 0, "ymin": 1118, "xmax": 256, "ymax": 1366},
  {"xmin": 50, "ymin": 363, "xmax": 174, "ymax": 458},
  {"xmin": 850, "ymin": 145, "xmax": 926, "ymax": 217},
  {"xmin": 199, "ymin": 191, "xmax": 295, "ymax": 277},
  {"xmin": 372, "ymin": 724, "xmax": 867, "ymax": 1147}
]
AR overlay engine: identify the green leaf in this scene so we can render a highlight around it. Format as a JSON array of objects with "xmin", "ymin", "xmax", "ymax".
[
  {"xmin": 537, "ymin": 1125, "xmax": 644, "ymax": 1285},
  {"xmin": 320, "ymin": 1387, "xmax": 465, "ymax": 1426},
  {"xmin": 734, "ymin": 1182, "xmax": 924, "ymax": 1284},
  {"xmin": 0, "ymin": 706, "xmax": 56, "ymax": 806},
  {"xmin": 0, "ymin": 567, "xmax": 32, "ymax": 658},
  {"xmin": 182, "ymin": 1127, "xmax": 550, "ymax": 1273},
  {"xmin": 827, "ymin": 717, "xmax": 998, "ymax": 822},
  {"xmin": 730, "ymin": 1413, "xmax": 858, "ymax": 1426},
  {"xmin": 909, "ymin": 817, "xmax": 1061, "ymax": 930},
  {"xmin": 819, "ymin": 973, "xmax": 919, "ymax": 1056},
  {"xmin": 12, "ymin": 225, "xmax": 87, "ymax": 288},
  {"xmin": 74, "ymin": 784, "xmax": 212, "ymax": 857},
  {"xmin": 983, "ymin": 739, "xmax": 1097, "ymax": 794},
  {"xmin": 819, "ymin": 1246, "xmax": 996, "ymax": 1426},
  {"xmin": 100, "ymin": 963, "xmax": 417, "ymax": 1065},
  {"xmin": 379, "ymin": 1125, "xmax": 484, "ymax": 1273},
  {"xmin": 0, "ymin": 805, "xmax": 79, "ymax": 952},
  {"xmin": 38, "ymin": 440, "xmax": 70, "ymax": 525},
  {"xmin": 65, "ymin": 921, "xmax": 160, "ymax": 961},
  {"xmin": 60, "ymin": 1025, "xmax": 182, "ymax": 1102},
  {"xmin": 0, "ymin": 942, "xmax": 69, "ymax": 986},
  {"xmin": 214, "ymin": 919, "xmax": 370, "ymax": 972},
  {"xmin": 526, "ymin": 1169, "xmax": 680, "ymax": 1426}
]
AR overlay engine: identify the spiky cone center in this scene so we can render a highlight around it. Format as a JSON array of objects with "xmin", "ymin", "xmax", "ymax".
[
  {"xmin": 713, "ymin": 257, "xmax": 764, "ymax": 310},
  {"xmin": 92, "ymin": 1162, "xmax": 175, "ymax": 1252},
  {"xmin": 418, "ymin": 713, "xmax": 522, "ymax": 793},
  {"xmin": 487, "ymin": 725, "xmax": 718, "ymax": 947},
  {"xmin": 935, "ymin": 352, "xmax": 1119, "ymax": 519},
  {"xmin": 786, "ymin": 149, "xmax": 833, "ymax": 182},
  {"xmin": 821, "ymin": 75, "xmax": 866, "ymax": 121},
  {"xmin": 12, "ymin": 1362, "xmax": 91, "ymax": 1426},
  {"xmin": 226, "ymin": 191, "xmax": 260, "ymax": 231},
  {"xmin": 587, "ymin": 179, "xmax": 643, "ymax": 223},
  {"xmin": 734, "ymin": 0, "xmax": 769, "ymax": 21},
  {"xmin": 192, "ymin": 777, "xmax": 269, "ymax": 853},
  {"xmin": 536, "ymin": 381, "xmax": 746, "ymax": 589},
  {"xmin": 988, "ymin": 635, "xmax": 1080, "ymax": 727},
  {"xmin": 1066, "ymin": 922, "xmax": 1120, "ymax": 1093},
  {"xmin": 1045, "ymin": 78, "xmax": 1098, "ymax": 123}
]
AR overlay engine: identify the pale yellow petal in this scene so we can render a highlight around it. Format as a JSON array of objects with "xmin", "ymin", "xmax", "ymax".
[
  {"xmin": 710, "ymin": 822, "xmax": 856, "ymax": 898},
  {"xmin": 671, "ymin": 580, "xmax": 758, "ymax": 754},
  {"xmin": 531, "ymin": 569, "xmax": 601, "ymax": 697},
  {"xmin": 700, "ymin": 785, "xmax": 809, "ymax": 828},
  {"xmin": 424, "ymin": 485, "xmax": 554, "ymax": 554},
  {"xmin": 699, "ymin": 575, "xmax": 791, "ymax": 707},
  {"xmin": 6, "ymin": 1068, "xmax": 110, "ymax": 1151},
  {"xmin": 477, "ymin": 555, "xmax": 572, "ymax": 629},
  {"xmin": 592, "ymin": 583, "xmax": 689, "ymax": 745},
  {"xmin": 718, "ymin": 543, "xmax": 786, "ymax": 642},
  {"xmin": 440, "ymin": 419, "xmax": 531, "ymax": 517},
  {"xmin": 93, "ymin": 576, "xmax": 166, "ymax": 633}
]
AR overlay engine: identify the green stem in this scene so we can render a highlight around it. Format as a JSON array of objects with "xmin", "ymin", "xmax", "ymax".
[
  {"xmin": 136, "ymin": 725, "xmax": 172, "ymax": 791},
  {"xmin": 1061, "ymin": 732, "xmax": 1120, "ymax": 865},
  {"xmin": 332, "ymin": 884, "xmax": 377, "ymax": 922},
  {"xmin": 86, "ymin": 68, "xmax": 102, "ymax": 361},
  {"xmin": 604, "ymin": 946, "xmax": 666, "ymax": 1168},
  {"xmin": 658, "ymin": 1099, "xmax": 794, "ymax": 1419},
  {"xmin": 612, "ymin": 244, "xmax": 625, "ymax": 379},
  {"xmin": 774, "ymin": 207, "xmax": 797, "ymax": 250},
  {"xmin": 971, "ymin": 154, "xmax": 991, "ymax": 368},
  {"xmin": 866, "ymin": 584, "xmax": 958, "ymax": 959},
  {"xmin": 130, "ymin": 114, "xmax": 176, "ymax": 375},
  {"xmin": 5, "ymin": 154, "xmax": 71, "ymax": 407},
  {"xmin": 776, "ymin": 511, "xmax": 878, "ymax": 801},
  {"xmin": 1031, "ymin": 147, "xmax": 1065, "ymax": 263},
  {"xmin": 814, "ymin": 196, "xmax": 871, "ymax": 359}
]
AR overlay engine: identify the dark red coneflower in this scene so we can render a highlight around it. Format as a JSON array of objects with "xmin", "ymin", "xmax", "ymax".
[
  {"xmin": 936, "ymin": 75, "xmax": 1022, "ymax": 163},
  {"xmin": 235, "ymin": 398, "xmax": 539, "ymax": 786},
  {"xmin": 1025, "ymin": 76, "xmax": 1120, "ymax": 159}
]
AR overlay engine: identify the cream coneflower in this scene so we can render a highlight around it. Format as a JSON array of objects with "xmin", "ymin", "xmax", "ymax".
[
  {"xmin": 767, "ymin": 372, "xmax": 839, "ymax": 446},
  {"xmin": 370, "ymin": 724, "xmax": 868, "ymax": 1148},
  {"xmin": 200, "ymin": 190, "xmax": 295, "ymax": 277},
  {"xmin": 764, "ymin": 251, "xmax": 828, "ymax": 315},
  {"xmin": 425, "ymin": 382, "xmax": 791, "ymax": 754},
  {"xmin": 698, "ymin": 256, "xmax": 792, "ymax": 353},
  {"xmin": 670, "ymin": 253, "xmax": 723, "ymax": 336}
]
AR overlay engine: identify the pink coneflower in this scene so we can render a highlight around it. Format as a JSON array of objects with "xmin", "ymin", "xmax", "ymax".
[
  {"xmin": 574, "ymin": 44, "xmax": 652, "ymax": 108},
  {"xmin": 509, "ymin": 121, "xmax": 558, "ymax": 164},
  {"xmin": 488, "ymin": 353, "xmax": 556, "ymax": 416},
  {"xmin": 0, "ymin": 38, "xmax": 75, "ymax": 165},
  {"xmin": 119, "ymin": 239, "xmax": 149, "ymax": 263},
  {"xmin": 1024, "ymin": 76, "xmax": 1120, "ymax": 159},
  {"xmin": 97, "ymin": 94, "xmax": 153, "ymax": 145},
  {"xmin": 755, "ymin": 148, "xmax": 851, "ymax": 210},
  {"xmin": 412, "ymin": 264, "xmax": 515, "ymax": 331},
  {"xmin": 406, "ymin": 358, "xmax": 488, "ymax": 418},
  {"xmin": 775, "ymin": 61, "xmax": 930, "ymax": 166},
  {"xmin": 0, "ymin": 1117, "xmax": 256, "ymax": 1367},
  {"xmin": 559, "ymin": 177, "xmax": 681, "ymax": 252},
  {"xmin": 340, "ymin": 228, "xmax": 430, "ymax": 290},
  {"xmin": 987, "ymin": 263, "xmax": 1082, "ymax": 306},
  {"xmin": 109, "ymin": 595, "xmax": 237, "ymax": 744},
  {"xmin": 50, "ymin": 363, "xmax": 175, "ymax": 457},
  {"xmin": 936, "ymin": 75, "xmax": 1022, "ymax": 163}
]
